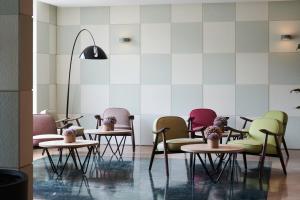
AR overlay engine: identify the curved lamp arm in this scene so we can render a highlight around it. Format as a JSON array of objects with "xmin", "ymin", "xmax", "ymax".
[{"xmin": 66, "ymin": 29, "xmax": 97, "ymax": 119}]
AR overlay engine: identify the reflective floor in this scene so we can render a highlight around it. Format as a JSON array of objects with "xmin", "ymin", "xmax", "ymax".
[{"xmin": 33, "ymin": 153, "xmax": 270, "ymax": 200}]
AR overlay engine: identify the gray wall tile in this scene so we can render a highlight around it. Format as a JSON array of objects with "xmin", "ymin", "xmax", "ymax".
[
  {"xmin": 57, "ymin": 25, "xmax": 81, "ymax": 54},
  {"xmin": 172, "ymin": 23, "xmax": 202, "ymax": 53},
  {"xmin": 37, "ymin": 22, "xmax": 49, "ymax": 53},
  {"xmin": 0, "ymin": 15, "xmax": 18, "ymax": 90},
  {"xmin": 110, "ymin": 25, "xmax": 140, "ymax": 54},
  {"xmin": 141, "ymin": 54, "xmax": 171, "ymax": 84},
  {"xmin": 49, "ymin": 55, "xmax": 56, "ymax": 84},
  {"xmin": 80, "ymin": 7, "xmax": 109, "ymax": 25},
  {"xmin": 80, "ymin": 59, "xmax": 109, "ymax": 84},
  {"xmin": 0, "ymin": 0, "xmax": 18, "ymax": 15},
  {"xmin": 236, "ymin": 21, "xmax": 268, "ymax": 52},
  {"xmin": 203, "ymin": 53, "xmax": 235, "ymax": 84},
  {"xmin": 49, "ymin": 5, "xmax": 57, "ymax": 25},
  {"xmin": 203, "ymin": 3, "xmax": 235, "ymax": 21},
  {"xmin": 171, "ymin": 85, "xmax": 203, "ymax": 115},
  {"xmin": 269, "ymin": 1, "xmax": 300, "ymax": 21},
  {"xmin": 57, "ymin": 84, "xmax": 81, "ymax": 114},
  {"xmin": 285, "ymin": 117, "xmax": 300, "ymax": 149},
  {"xmin": 36, "ymin": 84, "xmax": 49, "ymax": 112},
  {"xmin": 141, "ymin": 5, "xmax": 170, "ymax": 23},
  {"xmin": 0, "ymin": 92, "xmax": 19, "ymax": 167},
  {"xmin": 236, "ymin": 85, "xmax": 269, "ymax": 116},
  {"xmin": 270, "ymin": 53, "xmax": 300, "ymax": 84},
  {"xmin": 109, "ymin": 84, "xmax": 141, "ymax": 114}
]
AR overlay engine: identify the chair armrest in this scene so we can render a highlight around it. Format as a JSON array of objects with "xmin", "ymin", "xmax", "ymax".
[
  {"xmin": 129, "ymin": 115, "xmax": 134, "ymax": 120},
  {"xmin": 225, "ymin": 126, "xmax": 249, "ymax": 135},
  {"xmin": 240, "ymin": 116, "xmax": 253, "ymax": 122},
  {"xmin": 56, "ymin": 115, "xmax": 84, "ymax": 124},
  {"xmin": 259, "ymin": 129, "xmax": 282, "ymax": 136},
  {"xmin": 152, "ymin": 128, "xmax": 170, "ymax": 135},
  {"xmin": 187, "ymin": 117, "xmax": 194, "ymax": 123},
  {"xmin": 188, "ymin": 126, "xmax": 206, "ymax": 133}
]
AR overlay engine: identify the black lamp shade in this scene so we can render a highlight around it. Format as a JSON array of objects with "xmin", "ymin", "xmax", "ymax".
[{"xmin": 79, "ymin": 45, "xmax": 107, "ymax": 59}]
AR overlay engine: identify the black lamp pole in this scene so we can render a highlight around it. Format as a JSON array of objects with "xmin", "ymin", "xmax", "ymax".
[{"xmin": 66, "ymin": 29, "xmax": 107, "ymax": 119}]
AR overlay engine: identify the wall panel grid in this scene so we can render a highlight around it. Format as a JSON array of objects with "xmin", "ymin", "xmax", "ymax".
[{"xmin": 35, "ymin": 2, "xmax": 300, "ymax": 148}]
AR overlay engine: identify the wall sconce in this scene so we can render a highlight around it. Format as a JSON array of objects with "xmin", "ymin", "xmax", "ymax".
[
  {"xmin": 120, "ymin": 37, "xmax": 131, "ymax": 43},
  {"xmin": 280, "ymin": 34, "xmax": 292, "ymax": 40}
]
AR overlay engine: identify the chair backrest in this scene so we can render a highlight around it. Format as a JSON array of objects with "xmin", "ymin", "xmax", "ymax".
[
  {"xmin": 103, "ymin": 108, "xmax": 131, "ymax": 128},
  {"xmin": 189, "ymin": 108, "xmax": 217, "ymax": 129},
  {"xmin": 263, "ymin": 110, "xmax": 288, "ymax": 135},
  {"xmin": 153, "ymin": 116, "xmax": 189, "ymax": 143},
  {"xmin": 248, "ymin": 118, "xmax": 282, "ymax": 147},
  {"xmin": 33, "ymin": 114, "xmax": 57, "ymax": 136}
]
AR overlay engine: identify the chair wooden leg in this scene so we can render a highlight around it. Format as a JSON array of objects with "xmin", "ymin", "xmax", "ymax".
[
  {"xmin": 243, "ymin": 153, "xmax": 247, "ymax": 172},
  {"xmin": 282, "ymin": 137, "xmax": 289, "ymax": 158},
  {"xmin": 259, "ymin": 134, "xmax": 268, "ymax": 181},
  {"xmin": 163, "ymin": 145, "xmax": 169, "ymax": 177},
  {"xmin": 131, "ymin": 132, "xmax": 136, "ymax": 152},
  {"xmin": 275, "ymin": 136, "xmax": 287, "ymax": 175},
  {"xmin": 149, "ymin": 137, "xmax": 158, "ymax": 171}
]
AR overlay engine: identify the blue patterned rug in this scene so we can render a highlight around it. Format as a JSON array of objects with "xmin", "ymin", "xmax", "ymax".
[{"xmin": 33, "ymin": 154, "xmax": 271, "ymax": 200}]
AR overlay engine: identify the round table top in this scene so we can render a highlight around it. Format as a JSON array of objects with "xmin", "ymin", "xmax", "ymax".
[
  {"xmin": 39, "ymin": 140, "xmax": 98, "ymax": 148},
  {"xmin": 33, "ymin": 134, "xmax": 64, "ymax": 140},
  {"xmin": 84, "ymin": 128, "xmax": 132, "ymax": 135},
  {"xmin": 181, "ymin": 144, "xmax": 244, "ymax": 153}
]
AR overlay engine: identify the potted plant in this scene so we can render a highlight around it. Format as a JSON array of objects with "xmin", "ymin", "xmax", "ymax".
[
  {"xmin": 102, "ymin": 116, "xmax": 117, "ymax": 131},
  {"xmin": 213, "ymin": 116, "xmax": 228, "ymax": 132},
  {"xmin": 63, "ymin": 128, "xmax": 76, "ymax": 143},
  {"xmin": 204, "ymin": 126, "xmax": 223, "ymax": 148}
]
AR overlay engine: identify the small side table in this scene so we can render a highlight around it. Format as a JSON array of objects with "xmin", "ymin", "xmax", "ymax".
[
  {"xmin": 181, "ymin": 144, "xmax": 244, "ymax": 183},
  {"xmin": 39, "ymin": 140, "xmax": 98, "ymax": 176},
  {"xmin": 84, "ymin": 128, "xmax": 132, "ymax": 158}
]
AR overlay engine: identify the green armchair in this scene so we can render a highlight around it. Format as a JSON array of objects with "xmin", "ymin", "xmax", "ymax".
[
  {"xmin": 149, "ymin": 116, "xmax": 204, "ymax": 176},
  {"xmin": 239, "ymin": 110, "xmax": 289, "ymax": 158},
  {"xmin": 226, "ymin": 118, "xmax": 286, "ymax": 180}
]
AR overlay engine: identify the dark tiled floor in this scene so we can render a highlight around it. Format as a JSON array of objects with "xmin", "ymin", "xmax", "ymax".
[{"xmin": 33, "ymin": 152, "xmax": 270, "ymax": 200}]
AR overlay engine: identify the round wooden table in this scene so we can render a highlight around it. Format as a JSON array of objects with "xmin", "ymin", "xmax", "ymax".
[
  {"xmin": 84, "ymin": 128, "xmax": 132, "ymax": 157},
  {"xmin": 181, "ymin": 144, "xmax": 244, "ymax": 183},
  {"xmin": 39, "ymin": 140, "xmax": 98, "ymax": 176}
]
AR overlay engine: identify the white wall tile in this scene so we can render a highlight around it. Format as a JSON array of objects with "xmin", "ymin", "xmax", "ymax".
[
  {"xmin": 171, "ymin": 4, "xmax": 202, "ymax": 22},
  {"xmin": 141, "ymin": 85, "xmax": 171, "ymax": 115},
  {"xmin": 80, "ymin": 25, "xmax": 110, "ymax": 55},
  {"xmin": 37, "ymin": 54, "xmax": 50, "ymax": 84},
  {"xmin": 172, "ymin": 54, "xmax": 203, "ymax": 84},
  {"xmin": 57, "ymin": 7, "xmax": 80, "ymax": 25},
  {"xmin": 270, "ymin": 85, "xmax": 300, "ymax": 117},
  {"xmin": 203, "ymin": 85, "xmax": 235, "ymax": 116},
  {"xmin": 269, "ymin": 21, "xmax": 300, "ymax": 53},
  {"xmin": 49, "ymin": 24, "xmax": 56, "ymax": 54},
  {"xmin": 37, "ymin": 2, "xmax": 49, "ymax": 23},
  {"xmin": 140, "ymin": 114, "xmax": 160, "ymax": 145},
  {"xmin": 110, "ymin": 55, "xmax": 140, "ymax": 84},
  {"xmin": 236, "ymin": 53, "xmax": 268, "ymax": 84},
  {"xmin": 132, "ymin": 115, "xmax": 141, "ymax": 145},
  {"xmin": 236, "ymin": 2, "xmax": 268, "ymax": 21},
  {"xmin": 203, "ymin": 22, "xmax": 235, "ymax": 53},
  {"xmin": 56, "ymin": 55, "xmax": 80, "ymax": 84},
  {"xmin": 81, "ymin": 85, "xmax": 109, "ymax": 114},
  {"xmin": 49, "ymin": 84, "xmax": 56, "ymax": 111},
  {"xmin": 110, "ymin": 6, "xmax": 140, "ymax": 24},
  {"xmin": 141, "ymin": 23, "xmax": 171, "ymax": 54}
]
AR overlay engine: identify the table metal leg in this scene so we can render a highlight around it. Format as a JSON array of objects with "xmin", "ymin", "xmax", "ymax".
[{"xmin": 196, "ymin": 153, "xmax": 215, "ymax": 182}]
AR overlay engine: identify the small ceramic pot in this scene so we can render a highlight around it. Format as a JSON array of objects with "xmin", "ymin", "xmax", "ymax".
[
  {"xmin": 64, "ymin": 134, "xmax": 76, "ymax": 143},
  {"xmin": 102, "ymin": 124, "xmax": 114, "ymax": 131},
  {"xmin": 207, "ymin": 139, "xmax": 219, "ymax": 148}
]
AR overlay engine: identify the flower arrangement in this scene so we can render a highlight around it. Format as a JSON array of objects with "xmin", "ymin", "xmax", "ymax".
[
  {"xmin": 204, "ymin": 117, "xmax": 228, "ymax": 148},
  {"xmin": 63, "ymin": 128, "xmax": 76, "ymax": 143},
  {"xmin": 213, "ymin": 116, "xmax": 228, "ymax": 132},
  {"xmin": 204, "ymin": 126, "xmax": 223, "ymax": 140},
  {"xmin": 102, "ymin": 116, "xmax": 117, "ymax": 131}
]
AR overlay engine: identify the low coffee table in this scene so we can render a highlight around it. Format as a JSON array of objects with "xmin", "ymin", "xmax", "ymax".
[
  {"xmin": 181, "ymin": 144, "xmax": 244, "ymax": 183},
  {"xmin": 84, "ymin": 129, "xmax": 132, "ymax": 157},
  {"xmin": 39, "ymin": 140, "xmax": 98, "ymax": 176}
]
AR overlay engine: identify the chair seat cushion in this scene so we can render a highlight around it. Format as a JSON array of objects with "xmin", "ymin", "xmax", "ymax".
[
  {"xmin": 228, "ymin": 138, "xmax": 277, "ymax": 155},
  {"xmin": 33, "ymin": 134, "xmax": 64, "ymax": 147},
  {"xmin": 157, "ymin": 138, "xmax": 204, "ymax": 152}
]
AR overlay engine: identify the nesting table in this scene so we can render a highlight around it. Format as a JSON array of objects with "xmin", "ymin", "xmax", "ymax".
[
  {"xmin": 84, "ymin": 129, "xmax": 132, "ymax": 158},
  {"xmin": 39, "ymin": 140, "xmax": 98, "ymax": 176},
  {"xmin": 181, "ymin": 144, "xmax": 244, "ymax": 183}
]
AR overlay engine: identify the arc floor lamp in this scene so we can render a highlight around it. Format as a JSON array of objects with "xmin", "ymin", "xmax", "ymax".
[{"xmin": 66, "ymin": 29, "xmax": 107, "ymax": 119}]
